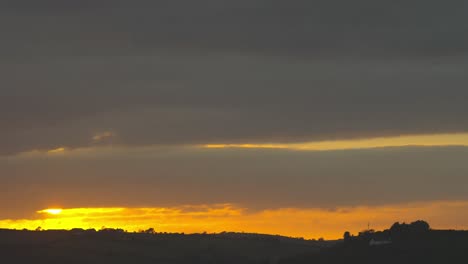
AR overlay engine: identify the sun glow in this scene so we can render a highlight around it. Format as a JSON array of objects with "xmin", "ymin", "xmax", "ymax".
[
  {"xmin": 39, "ymin": 208, "xmax": 63, "ymax": 215},
  {"xmin": 2, "ymin": 201, "xmax": 468, "ymax": 239}
]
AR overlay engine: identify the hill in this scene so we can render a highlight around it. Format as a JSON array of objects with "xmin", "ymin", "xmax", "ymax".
[
  {"xmin": 1, "ymin": 221, "xmax": 468, "ymax": 264},
  {"xmin": 0, "ymin": 229, "xmax": 328, "ymax": 264}
]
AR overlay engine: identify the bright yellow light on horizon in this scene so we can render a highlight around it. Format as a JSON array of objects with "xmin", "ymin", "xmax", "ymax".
[
  {"xmin": 1, "ymin": 202, "xmax": 468, "ymax": 239},
  {"xmin": 203, "ymin": 133, "xmax": 468, "ymax": 151},
  {"xmin": 39, "ymin": 208, "xmax": 63, "ymax": 215}
]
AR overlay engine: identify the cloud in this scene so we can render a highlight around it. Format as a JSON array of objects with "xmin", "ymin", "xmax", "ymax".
[
  {"xmin": 46, "ymin": 147, "xmax": 66, "ymax": 154},
  {"xmin": 0, "ymin": 1, "xmax": 467, "ymax": 154},
  {"xmin": 2, "ymin": 146, "xmax": 468, "ymax": 218},
  {"xmin": 2, "ymin": 1, "xmax": 468, "ymax": 58},
  {"xmin": 1, "ymin": 57, "xmax": 468, "ymax": 155},
  {"xmin": 92, "ymin": 131, "xmax": 115, "ymax": 143},
  {"xmin": 202, "ymin": 133, "xmax": 468, "ymax": 151}
]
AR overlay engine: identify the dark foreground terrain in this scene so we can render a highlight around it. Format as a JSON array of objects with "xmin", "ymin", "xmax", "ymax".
[
  {"xmin": 1, "ymin": 221, "xmax": 467, "ymax": 264},
  {"xmin": 0, "ymin": 229, "xmax": 327, "ymax": 264}
]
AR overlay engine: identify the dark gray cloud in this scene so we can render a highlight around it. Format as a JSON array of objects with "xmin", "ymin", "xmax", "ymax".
[
  {"xmin": 2, "ymin": 0, "xmax": 467, "ymax": 58},
  {"xmin": 1, "ymin": 0, "xmax": 468, "ymax": 154}
]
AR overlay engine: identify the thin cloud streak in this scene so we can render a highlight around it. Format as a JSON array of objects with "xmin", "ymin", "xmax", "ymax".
[
  {"xmin": 203, "ymin": 133, "xmax": 468, "ymax": 151},
  {"xmin": 11, "ymin": 132, "xmax": 468, "ymax": 157}
]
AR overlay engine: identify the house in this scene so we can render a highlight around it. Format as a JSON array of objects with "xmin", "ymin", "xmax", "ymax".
[{"xmin": 369, "ymin": 238, "xmax": 392, "ymax": 246}]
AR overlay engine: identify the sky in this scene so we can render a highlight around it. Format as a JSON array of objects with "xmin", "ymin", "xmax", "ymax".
[{"xmin": 1, "ymin": 0, "xmax": 468, "ymax": 239}]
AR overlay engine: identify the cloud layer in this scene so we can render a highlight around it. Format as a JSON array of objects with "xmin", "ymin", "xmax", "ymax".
[
  {"xmin": 2, "ymin": 146, "xmax": 468, "ymax": 219},
  {"xmin": 1, "ymin": 1, "xmax": 468, "ymax": 154}
]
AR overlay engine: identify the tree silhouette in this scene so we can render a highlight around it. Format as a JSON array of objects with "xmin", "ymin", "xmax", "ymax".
[
  {"xmin": 145, "ymin": 228, "xmax": 155, "ymax": 234},
  {"xmin": 390, "ymin": 220, "xmax": 430, "ymax": 235},
  {"xmin": 343, "ymin": 231, "xmax": 351, "ymax": 242},
  {"xmin": 410, "ymin": 220, "xmax": 430, "ymax": 232}
]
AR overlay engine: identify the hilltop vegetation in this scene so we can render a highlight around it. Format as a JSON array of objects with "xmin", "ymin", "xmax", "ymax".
[{"xmin": 280, "ymin": 221, "xmax": 468, "ymax": 264}]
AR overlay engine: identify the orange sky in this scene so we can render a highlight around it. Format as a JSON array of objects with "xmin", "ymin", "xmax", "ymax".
[
  {"xmin": 1, "ymin": 200, "xmax": 468, "ymax": 239},
  {"xmin": 3, "ymin": 133, "xmax": 468, "ymax": 238}
]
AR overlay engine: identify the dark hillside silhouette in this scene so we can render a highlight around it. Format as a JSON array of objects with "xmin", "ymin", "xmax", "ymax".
[
  {"xmin": 0, "ymin": 229, "xmax": 328, "ymax": 264},
  {"xmin": 1, "ymin": 221, "xmax": 467, "ymax": 264}
]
